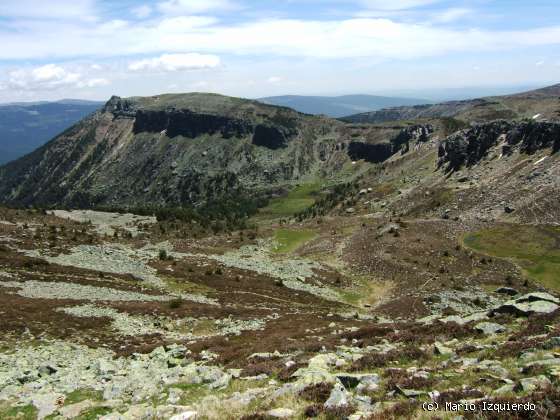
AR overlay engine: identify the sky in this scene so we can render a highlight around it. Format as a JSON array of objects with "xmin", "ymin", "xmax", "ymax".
[{"xmin": 0, "ymin": 0, "xmax": 559, "ymax": 103}]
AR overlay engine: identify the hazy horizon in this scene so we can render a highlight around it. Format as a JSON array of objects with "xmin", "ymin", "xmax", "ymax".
[{"xmin": 0, "ymin": 83, "xmax": 549, "ymax": 106}]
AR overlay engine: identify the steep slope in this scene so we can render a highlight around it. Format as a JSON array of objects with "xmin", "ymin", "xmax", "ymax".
[
  {"xmin": 258, "ymin": 94, "xmax": 429, "ymax": 117},
  {"xmin": 342, "ymin": 83, "xmax": 560, "ymax": 124},
  {"xmin": 0, "ymin": 100, "xmax": 102, "ymax": 164},
  {"xmin": 0, "ymin": 94, "xmax": 352, "ymax": 208}
]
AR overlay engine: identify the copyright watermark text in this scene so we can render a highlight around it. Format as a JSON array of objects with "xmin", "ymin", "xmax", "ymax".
[{"xmin": 422, "ymin": 401, "xmax": 537, "ymax": 413}]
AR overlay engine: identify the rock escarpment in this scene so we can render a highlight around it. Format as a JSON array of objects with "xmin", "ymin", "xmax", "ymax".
[
  {"xmin": 438, "ymin": 120, "xmax": 560, "ymax": 172},
  {"xmin": 133, "ymin": 109, "xmax": 254, "ymax": 139},
  {"xmin": 347, "ymin": 124, "xmax": 434, "ymax": 163},
  {"xmin": 347, "ymin": 142, "xmax": 392, "ymax": 163},
  {"xmin": 251, "ymin": 124, "xmax": 297, "ymax": 149},
  {"xmin": 106, "ymin": 96, "xmax": 298, "ymax": 146}
]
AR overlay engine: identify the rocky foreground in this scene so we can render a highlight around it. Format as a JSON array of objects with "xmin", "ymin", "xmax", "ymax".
[
  {"xmin": 0, "ymin": 207, "xmax": 559, "ymax": 419},
  {"xmin": 1, "ymin": 287, "xmax": 560, "ymax": 419}
]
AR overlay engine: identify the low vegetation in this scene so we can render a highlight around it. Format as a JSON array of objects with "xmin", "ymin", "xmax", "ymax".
[
  {"xmin": 258, "ymin": 182, "xmax": 322, "ymax": 218},
  {"xmin": 464, "ymin": 224, "xmax": 560, "ymax": 291},
  {"xmin": 273, "ymin": 228, "xmax": 317, "ymax": 253}
]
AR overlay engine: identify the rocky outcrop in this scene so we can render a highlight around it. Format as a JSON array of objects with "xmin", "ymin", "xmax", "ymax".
[
  {"xmin": 347, "ymin": 124, "xmax": 433, "ymax": 162},
  {"xmin": 392, "ymin": 124, "xmax": 434, "ymax": 154},
  {"xmin": 347, "ymin": 142, "xmax": 392, "ymax": 163},
  {"xmin": 491, "ymin": 292, "xmax": 560, "ymax": 316},
  {"xmin": 251, "ymin": 124, "xmax": 297, "ymax": 149},
  {"xmin": 438, "ymin": 120, "xmax": 560, "ymax": 172},
  {"xmin": 133, "ymin": 109, "xmax": 253, "ymax": 139},
  {"xmin": 104, "ymin": 95, "xmax": 136, "ymax": 118},
  {"xmin": 437, "ymin": 121, "xmax": 510, "ymax": 172},
  {"xmin": 505, "ymin": 121, "xmax": 560, "ymax": 155}
]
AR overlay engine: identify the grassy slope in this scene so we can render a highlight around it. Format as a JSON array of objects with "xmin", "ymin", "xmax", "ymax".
[
  {"xmin": 257, "ymin": 182, "xmax": 322, "ymax": 219},
  {"xmin": 463, "ymin": 224, "xmax": 560, "ymax": 291},
  {"xmin": 273, "ymin": 228, "xmax": 317, "ymax": 254}
]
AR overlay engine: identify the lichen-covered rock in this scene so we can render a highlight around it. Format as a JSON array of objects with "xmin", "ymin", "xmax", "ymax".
[
  {"xmin": 324, "ymin": 383, "xmax": 350, "ymax": 408},
  {"xmin": 518, "ymin": 376, "xmax": 551, "ymax": 392},
  {"xmin": 475, "ymin": 322, "xmax": 506, "ymax": 335}
]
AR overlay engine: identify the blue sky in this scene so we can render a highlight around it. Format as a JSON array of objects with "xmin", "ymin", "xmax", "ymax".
[{"xmin": 0, "ymin": 0, "xmax": 559, "ymax": 102}]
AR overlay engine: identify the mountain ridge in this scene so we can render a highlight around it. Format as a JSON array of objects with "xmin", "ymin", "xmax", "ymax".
[
  {"xmin": 341, "ymin": 83, "xmax": 560, "ymax": 124},
  {"xmin": 1, "ymin": 84, "xmax": 559, "ymax": 215}
]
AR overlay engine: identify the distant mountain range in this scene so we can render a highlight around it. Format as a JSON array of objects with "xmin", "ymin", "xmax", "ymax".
[
  {"xmin": 258, "ymin": 94, "xmax": 430, "ymax": 118},
  {"xmin": 0, "ymin": 100, "xmax": 103, "ymax": 164},
  {"xmin": 341, "ymin": 84, "xmax": 560, "ymax": 124}
]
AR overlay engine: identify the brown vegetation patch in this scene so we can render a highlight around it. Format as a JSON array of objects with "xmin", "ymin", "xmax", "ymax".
[
  {"xmin": 383, "ymin": 368, "xmax": 435, "ymax": 390},
  {"xmin": 299, "ymin": 382, "xmax": 334, "ymax": 404},
  {"xmin": 344, "ymin": 218, "xmax": 520, "ymax": 302},
  {"xmin": 0, "ymin": 289, "xmax": 112, "ymax": 341},
  {"xmin": 303, "ymin": 403, "xmax": 357, "ymax": 419},
  {"xmin": 367, "ymin": 401, "xmax": 419, "ymax": 420},
  {"xmin": 387, "ymin": 320, "xmax": 474, "ymax": 344},
  {"xmin": 240, "ymin": 358, "xmax": 287, "ymax": 378},
  {"xmin": 187, "ymin": 314, "xmax": 358, "ymax": 368},
  {"xmin": 350, "ymin": 346, "xmax": 429, "ymax": 371},
  {"xmin": 374, "ymin": 295, "xmax": 430, "ymax": 319}
]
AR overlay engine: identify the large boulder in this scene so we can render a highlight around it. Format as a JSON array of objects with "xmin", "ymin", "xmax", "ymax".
[
  {"xmin": 336, "ymin": 373, "xmax": 380, "ymax": 389},
  {"xmin": 475, "ymin": 322, "xmax": 506, "ymax": 335},
  {"xmin": 491, "ymin": 292, "xmax": 560, "ymax": 317},
  {"xmin": 324, "ymin": 383, "xmax": 350, "ymax": 409}
]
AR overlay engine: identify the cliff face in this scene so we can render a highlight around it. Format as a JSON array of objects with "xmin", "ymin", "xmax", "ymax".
[
  {"xmin": 133, "ymin": 109, "xmax": 254, "ymax": 139},
  {"xmin": 437, "ymin": 120, "xmax": 560, "ymax": 172},
  {"xmin": 346, "ymin": 124, "xmax": 434, "ymax": 163},
  {"xmin": 347, "ymin": 142, "xmax": 393, "ymax": 163}
]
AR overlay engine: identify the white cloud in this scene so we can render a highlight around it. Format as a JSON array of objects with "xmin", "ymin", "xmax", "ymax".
[
  {"xmin": 2, "ymin": 16, "xmax": 560, "ymax": 63},
  {"xmin": 4, "ymin": 64, "xmax": 109, "ymax": 91},
  {"xmin": 0, "ymin": 0, "xmax": 96, "ymax": 19},
  {"xmin": 157, "ymin": 0, "xmax": 236, "ymax": 15},
  {"xmin": 267, "ymin": 76, "xmax": 282, "ymax": 83},
  {"xmin": 8, "ymin": 65, "xmax": 80, "ymax": 90},
  {"xmin": 77, "ymin": 78, "xmax": 110, "ymax": 88},
  {"xmin": 432, "ymin": 8, "xmax": 472, "ymax": 23},
  {"xmin": 156, "ymin": 16, "xmax": 218, "ymax": 31},
  {"xmin": 132, "ymin": 5, "xmax": 153, "ymax": 19},
  {"xmin": 535, "ymin": 60, "xmax": 545, "ymax": 66},
  {"xmin": 128, "ymin": 53, "xmax": 221, "ymax": 72}
]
